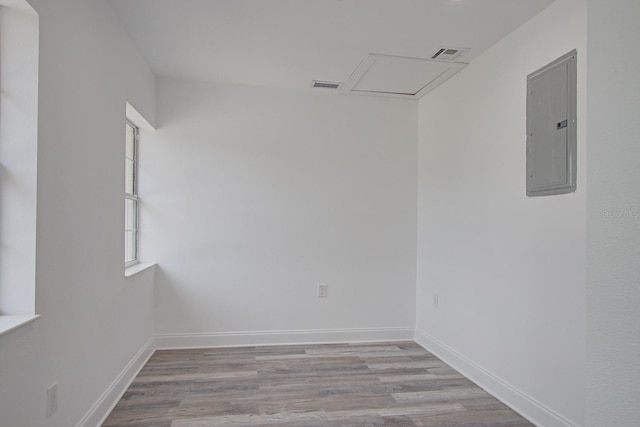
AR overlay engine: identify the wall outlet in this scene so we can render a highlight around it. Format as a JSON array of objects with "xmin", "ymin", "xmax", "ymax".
[
  {"xmin": 318, "ymin": 284, "xmax": 328, "ymax": 298},
  {"xmin": 433, "ymin": 293, "xmax": 439, "ymax": 309},
  {"xmin": 46, "ymin": 383, "xmax": 58, "ymax": 418}
]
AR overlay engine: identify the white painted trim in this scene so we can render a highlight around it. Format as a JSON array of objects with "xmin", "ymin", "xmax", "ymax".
[
  {"xmin": 0, "ymin": 314, "xmax": 39, "ymax": 337},
  {"xmin": 414, "ymin": 329, "xmax": 577, "ymax": 427},
  {"xmin": 124, "ymin": 261, "xmax": 157, "ymax": 278},
  {"xmin": 156, "ymin": 327, "xmax": 415, "ymax": 349},
  {"xmin": 126, "ymin": 102, "xmax": 154, "ymax": 130},
  {"xmin": 75, "ymin": 338, "xmax": 156, "ymax": 427}
]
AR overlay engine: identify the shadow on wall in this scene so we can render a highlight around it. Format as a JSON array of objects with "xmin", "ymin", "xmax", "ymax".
[
  {"xmin": 152, "ymin": 263, "xmax": 267, "ymax": 339},
  {"xmin": 153, "ymin": 265, "xmax": 203, "ymax": 337}
]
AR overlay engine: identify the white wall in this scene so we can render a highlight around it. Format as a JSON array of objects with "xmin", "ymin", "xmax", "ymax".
[
  {"xmin": 144, "ymin": 79, "xmax": 417, "ymax": 345},
  {"xmin": 415, "ymin": 0, "xmax": 585, "ymax": 426},
  {"xmin": 0, "ymin": 0, "xmax": 157, "ymax": 425},
  {"xmin": 13, "ymin": 0, "xmax": 640, "ymax": 425},
  {"xmin": 586, "ymin": 1, "xmax": 640, "ymax": 425}
]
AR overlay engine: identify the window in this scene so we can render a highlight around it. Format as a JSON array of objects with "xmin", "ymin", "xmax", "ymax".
[
  {"xmin": 125, "ymin": 121, "xmax": 139, "ymax": 266},
  {"xmin": 0, "ymin": 3, "xmax": 39, "ymax": 323}
]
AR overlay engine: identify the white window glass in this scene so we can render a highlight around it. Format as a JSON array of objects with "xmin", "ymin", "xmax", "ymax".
[{"xmin": 125, "ymin": 121, "xmax": 139, "ymax": 265}]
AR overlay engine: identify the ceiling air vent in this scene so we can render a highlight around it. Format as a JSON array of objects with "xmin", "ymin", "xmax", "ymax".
[
  {"xmin": 431, "ymin": 47, "xmax": 468, "ymax": 62},
  {"xmin": 311, "ymin": 80, "xmax": 342, "ymax": 90}
]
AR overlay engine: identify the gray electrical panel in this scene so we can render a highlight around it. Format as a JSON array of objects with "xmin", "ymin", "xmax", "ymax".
[{"xmin": 526, "ymin": 50, "xmax": 577, "ymax": 197}]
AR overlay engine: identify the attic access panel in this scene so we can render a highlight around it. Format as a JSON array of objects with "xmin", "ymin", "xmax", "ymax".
[
  {"xmin": 526, "ymin": 50, "xmax": 577, "ymax": 197},
  {"xmin": 342, "ymin": 54, "xmax": 467, "ymax": 99}
]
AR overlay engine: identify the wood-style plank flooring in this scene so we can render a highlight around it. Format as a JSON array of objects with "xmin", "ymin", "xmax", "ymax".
[{"xmin": 103, "ymin": 342, "xmax": 534, "ymax": 426}]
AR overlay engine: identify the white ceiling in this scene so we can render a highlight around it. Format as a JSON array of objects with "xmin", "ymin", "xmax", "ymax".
[{"xmin": 110, "ymin": 0, "xmax": 556, "ymax": 93}]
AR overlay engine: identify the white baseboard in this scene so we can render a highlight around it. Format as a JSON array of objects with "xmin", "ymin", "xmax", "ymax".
[
  {"xmin": 414, "ymin": 329, "xmax": 577, "ymax": 427},
  {"xmin": 155, "ymin": 327, "xmax": 415, "ymax": 349},
  {"xmin": 75, "ymin": 337, "xmax": 155, "ymax": 427}
]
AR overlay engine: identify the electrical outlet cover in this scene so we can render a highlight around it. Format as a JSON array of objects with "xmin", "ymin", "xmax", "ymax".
[{"xmin": 46, "ymin": 383, "xmax": 58, "ymax": 418}]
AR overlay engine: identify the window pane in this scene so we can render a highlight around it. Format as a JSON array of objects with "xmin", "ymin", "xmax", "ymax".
[
  {"xmin": 125, "ymin": 198, "xmax": 137, "ymax": 231},
  {"xmin": 125, "ymin": 121, "xmax": 139, "ymax": 265},
  {"xmin": 126, "ymin": 123, "xmax": 135, "ymax": 160},
  {"xmin": 125, "ymin": 230, "xmax": 136, "ymax": 263},
  {"xmin": 125, "ymin": 158, "xmax": 135, "ymax": 194}
]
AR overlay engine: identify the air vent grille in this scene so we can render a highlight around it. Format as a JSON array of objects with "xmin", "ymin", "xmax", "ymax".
[
  {"xmin": 431, "ymin": 47, "xmax": 468, "ymax": 62},
  {"xmin": 311, "ymin": 80, "xmax": 342, "ymax": 90}
]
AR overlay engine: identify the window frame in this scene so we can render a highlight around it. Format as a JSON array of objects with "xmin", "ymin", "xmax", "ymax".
[
  {"xmin": 0, "ymin": 3, "xmax": 39, "ymax": 323},
  {"xmin": 125, "ymin": 120, "xmax": 140, "ymax": 267}
]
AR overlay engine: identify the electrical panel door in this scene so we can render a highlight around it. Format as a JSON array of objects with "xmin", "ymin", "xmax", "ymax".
[{"xmin": 526, "ymin": 50, "xmax": 577, "ymax": 197}]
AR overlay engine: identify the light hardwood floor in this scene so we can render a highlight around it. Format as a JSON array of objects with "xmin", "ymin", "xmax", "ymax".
[{"xmin": 103, "ymin": 342, "xmax": 534, "ymax": 426}]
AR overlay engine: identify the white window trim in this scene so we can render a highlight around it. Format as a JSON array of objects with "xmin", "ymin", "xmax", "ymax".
[
  {"xmin": 0, "ymin": 2, "xmax": 39, "ymax": 327},
  {"xmin": 0, "ymin": 315, "xmax": 40, "ymax": 337},
  {"xmin": 125, "ymin": 120, "xmax": 140, "ymax": 267},
  {"xmin": 124, "ymin": 102, "xmax": 155, "ymax": 277},
  {"xmin": 125, "ymin": 261, "xmax": 156, "ymax": 278}
]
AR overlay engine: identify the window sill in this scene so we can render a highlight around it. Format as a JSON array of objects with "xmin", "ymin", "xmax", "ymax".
[
  {"xmin": 125, "ymin": 261, "xmax": 157, "ymax": 278},
  {"xmin": 0, "ymin": 314, "xmax": 40, "ymax": 337}
]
